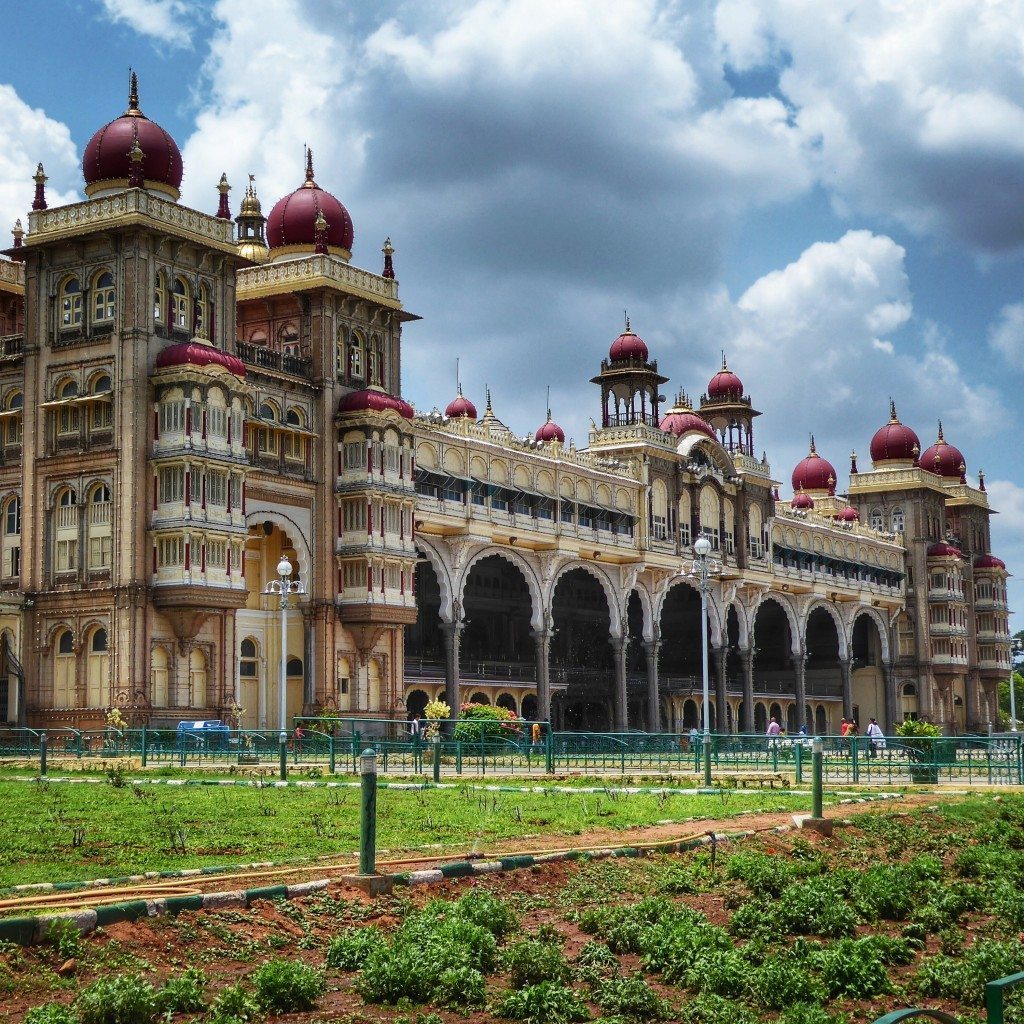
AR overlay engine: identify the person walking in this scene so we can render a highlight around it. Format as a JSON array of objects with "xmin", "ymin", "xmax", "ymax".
[
  {"xmin": 866, "ymin": 718, "xmax": 885, "ymax": 758},
  {"xmin": 409, "ymin": 715, "xmax": 423, "ymax": 743}
]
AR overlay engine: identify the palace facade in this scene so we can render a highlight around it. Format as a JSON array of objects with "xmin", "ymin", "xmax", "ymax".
[{"xmin": 0, "ymin": 79, "xmax": 1011, "ymax": 735}]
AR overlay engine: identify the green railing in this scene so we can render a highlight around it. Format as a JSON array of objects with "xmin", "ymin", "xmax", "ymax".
[
  {"xmin": 1, "ymin": 724, "xmax": 1020, "ymax": 783},
  {"xmin": 871, "ymin": 970, "xmax": 1024, "ymax": 1022}
]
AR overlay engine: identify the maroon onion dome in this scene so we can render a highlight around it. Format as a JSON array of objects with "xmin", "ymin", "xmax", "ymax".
[
  {"xmin": 83, "ymin": 72, "xmax": 183, "ymax": 199},
  {"xmin": 791, "ymin": 436, "xmax": 837, "ymax": 494},
  {"xmin": 266, "ymin": 149, "xmax": 354, "ymax": 256},
  {"xmin": 338, "ymin": 388, "xmax": 413, "ymax": 419},
  {"xmin": 445, "ymin": 386, "xmax": 477, "ymax": 419},
  {"xmin": 535, "ymin": 411, "xmax": 565, "ymax": 443},
  {"xmin": 837, "ymin": 505, "xmax": 860, "ymax": 522},
  {"xmin": 927, "ymin": 541, "xmax": 963, "ymax": 558},
  {"xmin": 659, "ymin": 391, "xmax": 714, "ymax": 437},
  {"xmin": 609, "ymin": 317, "xmax": 649, "ymax": 362},
  {"xmin": 791, "ymin": 489, "xmax": 815, "ymax": 510},
  {"xmin": 156, "ymin": 341, "xmax": 245, "ymax": 377},
  {"xmin": 920, "ymin": 422, "xmax": 966, "ymax": 479},
  {"xmin": 869, "ymin": 399, "xmax": 920, "ymax": 463},
  {"xmin": 707, "ymin": 353, "xmax": 743, "ymax": 399},
  {"xmin": 974, "ymin": 554, "xmax": 1006, "ymax": 570}
]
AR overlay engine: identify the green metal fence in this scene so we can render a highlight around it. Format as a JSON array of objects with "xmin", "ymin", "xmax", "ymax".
[
  {"xmin": 0, "ymin": 724, "xmax": 1021, "ymax": 783},
  {"xmin": 870, "ymin": 969, "xmax": 1024, "ymax": 1022}
]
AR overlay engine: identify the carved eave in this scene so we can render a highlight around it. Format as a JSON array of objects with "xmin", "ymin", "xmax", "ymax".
[
  {"xmin": 336, "ymin": 604, "xmax": 418, "ymax": 627},
  {"xmin": 152, "ymin": 586, "xmax": 249, "ymax": 644}
]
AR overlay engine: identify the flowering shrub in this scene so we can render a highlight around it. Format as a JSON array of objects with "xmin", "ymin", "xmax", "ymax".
[
  {"xmin": 424, "ymin": 699, "xmax": 451, "ymax": 739},
  {"xmin": 105, "ymin": 707, "xmax": 126, "ymax": 732},
  {"xmin": 454, "ymin": 702, "xmax": 522, "ymax": 743}
]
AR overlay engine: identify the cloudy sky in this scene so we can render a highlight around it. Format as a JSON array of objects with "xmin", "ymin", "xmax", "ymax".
[{"xmin": 3, "ymin": 0, "xmax": 1024, "ymax": 609}]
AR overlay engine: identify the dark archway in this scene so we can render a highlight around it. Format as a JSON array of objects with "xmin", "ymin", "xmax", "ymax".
[
  {"xmin": 852, "ymin": 614, "xmax": 883, "ymax": 668},
  {"xmin": 522, "ymin": 694, "xmax": 538, "ymax": 721},
  {"xmin": 496, "ymin": 693, "xmax": 517, "ymax": 714},
  {"xmin": 406, "ymin": 557, "xmax": 443, "ymax": 673},
  {"xmin": 626, "ymin": 591, "xmax": 650, "ymax": 728},
  {"xmin": 754, "ymin": 599, "xmax": 794, "ymax": 725},
  {"xmin": 469, "ymin": 691, "xmax": 490, "ymax": 705},
  {"xmin": 552, "ymin": 568, "xmax": 613, "ymax": 731},
  {"xmin": 754, "ymin": 702, "xmax": 767, "ymax": 732},
  {"xmin": 806, "ymin": 607, "xmax": 842, "ymax": 708},
  {"xmin": 660, "ymin": 584, "xmax": 711, "ymax": 727},
  {"xmin": 462, "ymin": 555, "xmax": 536, "ymax": 682},
  {"xmin": 405, "ymin": 689, "xmax": 429, "ymax": 719}
]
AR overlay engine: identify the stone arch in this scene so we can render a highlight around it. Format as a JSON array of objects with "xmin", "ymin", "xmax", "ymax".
[
  {"xmin": 547, "ymin": 559, "xmax": 623, "ymax": 636},
  {"xmin": 656, "ymin": 577, "xmax": 723, "ymax": 646},
  {"xmin": 753, "ymin": 593, "xmax": 801, "ymax": 655},
  {"xmin": 803, "ymin": 599, "xmax": 849, "ymax": 660},
  {"xmin": 630, "ymin": 580, "xmax": 657, "ymax": 642},
  {"xmin": 849, "ymin": 606, "xmax": 891, "ymax": 664},
  {"xmin": 243, "ymin": 510, "xmax": 311, "ymax": 583},
  {"xmin": 415, "ymin": 537, "xmax": 456, "ymax": 623},
  {"xmin": 459, "ymin": 546, "xmax": 543, "ymax": 631}
]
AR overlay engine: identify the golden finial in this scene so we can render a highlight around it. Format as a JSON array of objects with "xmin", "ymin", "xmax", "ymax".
[
  {"xmin": 889, "ymin": 397, "xmax": 898, "ymax": 423},
  {"xmin": 624, "ymin": 310, "xmax": 631, "ymax": 333},
  {"xmin": 11, "ymin": 219, "xmax": 24, "ymax": 248},
  {"xmin": 33, "ymin": 163, "xmax": 47, "ymax": 186},
  {"xmin": 937, "ymin": 420, "xmax": 945, "ymax": 442},
  {"xmin": 304, "ymin": 145, "xmax": 316, "ymax": 187},
  {"xmin": 383, "ymin": 237, "xmax": 394, "ymax": 256},
  {"xmin": 218, "ymin": 172, "xmax": 230, "ymax": 195},
  {"xmin": 809, "ymin": 434, "xmax": 817, "ymax": 455}
]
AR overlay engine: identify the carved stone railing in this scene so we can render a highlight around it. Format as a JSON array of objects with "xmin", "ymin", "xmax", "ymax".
[
  {"xmin": 0, "ymin": 335, "xmax": 23, "ymax": 359},
  {"xmin": 0, "ymin": 260, "xmax": 23, "ymax": 290},
  {"xmin": 733, "ymin": 451, "xmax": 772, "ymax": 478},
  {"xmin": 27, "ymin": 190, "xmax": 236, "ymax": 248},
  {"xmin": 237, "ymin": 254, "xmax": 400, "ymax": 305}
]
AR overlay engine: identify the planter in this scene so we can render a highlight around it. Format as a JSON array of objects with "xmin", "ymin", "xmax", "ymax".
[{"xmin": 909, "ymin": 764, "xmax": 939, "ymax": 784}]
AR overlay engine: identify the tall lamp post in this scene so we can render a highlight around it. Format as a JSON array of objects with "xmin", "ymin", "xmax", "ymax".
[
  {"xmin": 264, "ymin": 555, "xmax": 305, "ymax": 777},
  {"xmin": 1009, "ymin": 636, "xmax": 1023, "ymax": 732},
  {"xmin": 687, "ymin": 535, "xmax": 721, "ymax": 788}
]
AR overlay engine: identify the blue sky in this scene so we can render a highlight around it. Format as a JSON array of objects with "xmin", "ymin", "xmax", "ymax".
[{"xmin": 3, "ymin": 0, "xmax": 1024, "ymax": 612}]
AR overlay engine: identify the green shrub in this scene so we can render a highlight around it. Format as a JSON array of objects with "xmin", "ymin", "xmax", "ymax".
[
  {"xmin": 24, "ymin": 1005, "xmax": 77, "ymax": 1024},
  {"xmin": 44, "ymin": 918, "xmax": 84, "ymax": 960},
  {"xmin": 75, "ymin": 975, "xmax": 160, "ymax": 1024},
  {"xmin": 326, "ymin": 925, "xmax": 387, "ymax": 969},
  {"xmin": 779, "ymin": 1006, "xmax": 850, "ymax": 1024},
  {"xmin": 358, "ymin": 943, "xmax": 428, "ymax": 1004},
  {"xmin": 455, "ymin": 703, "xmax": 522, "ymax": 743},
  {"xmin": 208, "ymin": 982, "xmax": 262, "ymax": 1024},
  {"xmin": 727, "ymin": 899, "xmax": 787, "ymax": 942},
  {"xmin": 251, "ymin": 959, "xmax": 325, "ymax": 1013},
  {"xmin": 815, "ymin": 937, "xmax": 894, "ymax": 999},
  {"xmin": 494, "ymin": 982, "xmax": 590, "ymax": 1024},
  {"xmin": 747, "ymin": 956, "xmax": 824, "ymax": 1010},
  {"xmin": 782, "ymin": 877, "xmax": 859, "ymax": 938},
  {"xmin": 503, "ymin": 939, "xmax": 571, "ymax": 988},
  {"xmin": 725, "ymin": 852, "xmax": 800, "ymax": 896},
  {"xmin": 573, "ymin": 941, "xmax": 620, "ymax": 985},
  {"xmin": 452, "ymin": 888, "xmax": 521, "ymax": 937},
  {"xmin": 678, "ymin": 948, "xmax": 748, "ymax": 997},
  {"xmin": 593, "ymin": 973, "xmax": 670, "ymax": 1020},
  {"xmin": 852, "ymin": 858, "xmax": 942, "ymax": 921},
  {"xmin": 157, "ymin": 967, "xmax": 208, "ymax": 1013},
  {"xmin": 678, "ymin": 994, "xmax": 758, "ymax": 1024},
  {"xmin": 642, "ymin": 915, "xmax": 733, "ymax": 982},
  {"xmin": 918, "ymin": 940, "xmax": 1024, "ymax": 1006},
  {"xmin": 432, "ymin": 966, "xmax": 487, "ymax": 1008}
]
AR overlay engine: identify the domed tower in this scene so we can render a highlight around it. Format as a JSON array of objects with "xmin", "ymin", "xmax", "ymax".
[
  {"xmin": 591, "ymin": 318, "xmax": 668, "ymax": 429},
  {"xmin": 82, "ymin": 72, "xmax": 183, "ymax": 201},
  {"xmin": 235, "ymin": 175, "xmax": 269, "ymax": 264},
  {"xmin": 920, "ymin": 423, "xmax": 967, "ymax": 481},
  {"xmin": 659, "ymin": 390, "xmax": 714, "ymax": 438},
  {"xmin": 870, "ymin": 400, "xmax": 920, "ymax": 468},
  {"xmin": 697, "ymin": 354, "xmax": 760, "ymax": 456},
  {"xmin": 791, "ymin": 437, "xmax": 837, "ymax": 497}
]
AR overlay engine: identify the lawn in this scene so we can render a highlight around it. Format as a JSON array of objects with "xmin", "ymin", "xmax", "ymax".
[
  {"xmin": 0, "ymin": 777, "xmax": 810, "ymax": 887},
  {"xmin": 6, "ymin": 792, "xmax": 1024, "ymax": 1024}
]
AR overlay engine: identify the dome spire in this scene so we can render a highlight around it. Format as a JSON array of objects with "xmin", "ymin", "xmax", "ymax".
[
  {"xmin": 31, "ymin": 163, "xmax": 47, "ymax": 211},
  {"xmin": 11, "ymin": 219, "xmax": 23, "ymax": 249},
  {"xmin": 382, "ymin": 237, "xmax": 395, "ymax": 279},
  {"xmin": 216, "ymin": 172, "xmax": 232, "ymax": 219},
  {"xmin": 127, "ymin": 69, "xmax": 141, "ymax": 115},
  {"xmin": 936, "ymin": 420, "xmax": 945, "ymax": 443},
  {"xmin": 809, "ymin": 433, "xmax": 817, "ymax": 455},
  {"xmin": 889, "ymin": 397, "xmax": 898, "ymax": 423},
  {"xmin": 304, "ymin": 145, "xmax": 316, "ymax": 187},
  {"xmin": 850, "ymin": 449, "xmax": 858, "ymax": 474},
  {"xmin": 624, "ymin": 310, "xmax": 631, "ymax": 333}
]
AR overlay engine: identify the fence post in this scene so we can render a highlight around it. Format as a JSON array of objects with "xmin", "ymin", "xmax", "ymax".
[
  {"xmin": 545, "ymin": 728, "xmax": 553, "ymax": 775},
  {"xmin": 39, "ymin": 732, "xmax": 47, "ymax": 776},
  {"xmin": 456, "ymin": 740, "xmax": 463, "ymax": 775},
  {"xmin": 852, "ymin": 736, "xmax": 860, "ymax": 783},
  {"xmin": 812, "ymin": 737, "xmax": 823, "ymax": 820},
  {"xmin": 771, "ymin": 741, "xmax": 778, "ymax": 773},
  {"xmin": 329, "ymin": 735, "xmax": 336, "ymax": 775},
  {"xmin": 279, "ymin": 732, "xmax": 287, "ymax": 781},
  {"xmin": 359, "ymin": 748, "xmax": 377, "ymax": 875},
  {"xmin": 795, "ymin": 741, "xmax": 803, "ymax": 785},
  {"xmin": 433, "ymin": 734, "xmax": 441, "ymax": 783},
  {"xmin": 1018, "ymin": 736, "xmax": 1023, "ymax": 787},
  {"xmin": 141, "ymin": 725, "xmax": 148, "ymax": 768}
]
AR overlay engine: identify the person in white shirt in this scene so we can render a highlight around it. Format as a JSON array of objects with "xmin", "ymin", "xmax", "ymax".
[{"xmin": 866, "ymin": 718, "xmax": 885, "ymax": 758}]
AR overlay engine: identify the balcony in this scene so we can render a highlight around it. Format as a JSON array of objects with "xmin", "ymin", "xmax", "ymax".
[
  {"xmin": 236, "ymin": 341, "xmax": 313, "ymax": 379},
  {"xmin": 0, "ymin": 335, "xmax": 23, "ymax": 361}
]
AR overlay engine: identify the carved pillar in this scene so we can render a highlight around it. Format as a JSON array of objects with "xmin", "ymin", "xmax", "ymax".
[
  {"xmin": 713, "ymin": 645, "xmax": 728, "ymax": 733},
  {"xmin": 883, "ymin": 662, "xmax": 898, "ymax": 734},
  {"xmin": 642, "ymin": 638, "xmax": 661, "ymax": 732},
  {"xmin": 740, "ymin": 646, "xmax": 755, "ymax": 732},
  {"xmin": 440, "ymin": 619, "xmax": 463, "ymax": 720},
  {"xmin": 840, "ymin": 657, "xmax": 854, "ymax": 721},
  {"xmin": 531, "ymin": 627, "xmax": 552, "ymax": 723},
  {"xmin": 302, "ymin": 609, "xmax": 315, "ymax": 708},
  {"xmin": 795, "ymin": 651, "xmax": 807, "ymax": 730},
  {"xmin": 610, "ymin": 633, "xmax": 628, "ymax": 732}
]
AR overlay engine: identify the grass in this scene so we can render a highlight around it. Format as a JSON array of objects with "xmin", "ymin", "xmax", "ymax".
[{"xmin": 0, "ymin": 778, "xmax": 808, "ymax": 887}]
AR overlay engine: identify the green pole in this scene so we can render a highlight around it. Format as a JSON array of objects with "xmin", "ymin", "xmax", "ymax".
[
  {"xmin": 703, "ymin": 733, "xmax": 712, "ymax": 787},
  {"xmin": 812, "ymin": 737, "xmax": 823, "ymax": 819},
  {"xmin": 359, "ymin": 748, "xmax": 377, "ymax": 874},
  {"xmin": 39, "ymin": 732, "xmax": 47, "ymax": 777},
  {"xmin": 432, "ymin": 735, "xmax": 441, "ymax": 784},
  {"xmin": 456, "ymin": 740, "xmax": 462, "ymax": 775},
  {"xmin": 279, "ymin": 733, "xmax": 287, "ymax": 781},
  {"xmin": 329, "ymin": 735, "xmax": 336, "ymax": 775},
  {"xmin": 545, "ymin": 727, "xmax": 553, "ymax": 774},
  {"xmin": 795, "ymin": 740, "xmax": 803, "ymax": 784},
  {"xmin": 852, "ymin": 735, "xmax": 860, "ymax": 783},
  {"xmin": 141, "ymin": 725, "xmax": 148, "ymax": 767}
]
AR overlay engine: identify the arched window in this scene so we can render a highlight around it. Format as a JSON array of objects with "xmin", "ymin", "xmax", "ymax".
[
  {"xmin": 90, "ymin": 374, "xmax": 113, "ymax": 430},
  {"xmin": 5, "ymin": 390, "xmax": 22, "ymax": 446},
  {"xmin": 279, "ymin": 323, "xmax": 299, "ymax": 356},
  {"xmin": 56, "ymin": 379, "xmax": 80, "ymax": 437},
  {"xmin": 286, "ymin": 656, "xmax": 303, "ymax": 676},
  {"xmin": 890, "ymin": 507, "xmax": 905, "ymax": 534},
  {"xmin": 172, "ymin": 278, "xmax": 189, "ymax": 330},
  {"xmin": 869, "ymin": 507, "xmax": 884, "ymax": 531},
  {"xmin": 348, "ymin": 332, "xmax": 364, "ymax": 380},
  {"xmin": 240, "ymin": 638, "xmax": 258, "ymax": 676},
  {"xmin": 53, "ymin": 487, "xmax": 79, "ymax": 573},
  {"xmin": 154, "ymin": 271, "xmax": 166, "ymax": 324},
  {"xmin": 87, "ymin": 483, "xmax": 112, "ymax": 570},
  {"xmin": 4, "ymin": 497, "xmax": 20, "ymax": 537},
  {"xmin": 2, "ymin": 496, "xmax": 20, "ymax": 579},
  {"xmin": 86, "ymin": 627, "xmax": 108, "ymax": 707},
  {"xmin": 248, "ymin": 329, "xmax": 268, "ymax": 346},
  {"xmin": 92, "ymin": 271, "xmax": 115, "ymax": 324},
  {"xmin": 196, "ymin": 283, "xmax": 212, "ymax": 340},
  {"xmin": 54, "ymin": 629, "xmax": 75, "ymax": 708},
  {"xmin": 258, "ymin": 402, "xmax": 279, "ymax": 455},
  {"xmin": 151, "ymin": 646, "xmax": 170, "ymax": 708},
  {"xmin": 60, "ymin": 278, "xmax": 82, "ymax": 329},
  {"xmin": 368, "ymin": 344, "xmax": 380, "ymax": 386},
  {"xmin": 284, "ymin": 407, "xmax": 306, "ymax": 464},
  {"xmin": 189, "ymin": 648, "xmax": 206, "ymax": 708}
]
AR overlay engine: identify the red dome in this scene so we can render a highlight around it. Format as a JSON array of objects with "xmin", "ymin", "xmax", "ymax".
[
  {"xmin": 838, "ymin": 505, "xmax": 860, "ymax": 522},
  {"xmin": 338, "ymin": 388, "xmax": 413, "ymax": 419},
  {"xmin": 445, "ymin": 389, "xmax": 477, "ymax": 419},
  {"xmin": 155, "ymin": 341, "xmax": 245, "ymax": 377},
  {"xmin": 659, "ymin": 392, "xmax": 713, "ymax": 437},
  {"xmin": 267, "ymin": 151, "xmax": 353, "ymax": 254},
  {"xmin": 707, "ymin": 355, "xmax": 743, "ymax": 399},
  {"xmin": 920, "ymin": 423, "xmax": 966, "ymax": 479},
  {"xmin": 83, "ymin": 74, "xmax": 182, "ymax": 196},
  {"xmin": 791, "ymin": 437, "xmax": 837, "ymax": 493},
  {"xmin": 870, "ymin": 401, "xmax": 920, "ymax": 463},
  {"xmin": 791, "ymin": 490, "xmax": 815, "ymax": 510},
  {"xmin": 609, "ymin": 325, "xmax": 649, "ymax": 362},
  {"xmin": 928, "ymin": 542, "xmax": 963, "ymax": 558},
  {"xmin": 535, "ymin": 414, "xmax": 565, "ymax": 443},
  {"xmin": 974, "ymin": 554, "xmax": 1006, "ymax": 570}
]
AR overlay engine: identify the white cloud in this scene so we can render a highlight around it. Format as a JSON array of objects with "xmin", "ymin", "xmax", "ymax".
[
  {"xmin": 716, "ymin": 0, "xmax": 1024, "ymax": 251},
  {"xmin": 100, "ymin": 0, "xmax": 195, "ymax": 49},
  {"xmin": 0, "ymin": 85, "xmax": 79, "ymax": 238},
  {"xmin": 989, "ymin": 302, "xmax": 1024, "ymax": 369}
]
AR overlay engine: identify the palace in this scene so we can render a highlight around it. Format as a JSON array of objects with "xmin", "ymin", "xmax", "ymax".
[{"xmin": 0, "ymin": 78, "xmax": 1011, "ymax": 735}]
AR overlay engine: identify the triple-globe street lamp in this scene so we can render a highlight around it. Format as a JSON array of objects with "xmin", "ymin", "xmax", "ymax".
[
  {"xmin": 264, "ymin": 556, "xmax": 305, "ymax": 774},
  {"xmin": 686, "ymin": 535, "xmax": 721, "ymax": 788}
]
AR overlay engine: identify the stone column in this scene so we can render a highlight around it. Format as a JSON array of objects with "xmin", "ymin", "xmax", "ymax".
[
  {"xmin": 610, "ymin": 633, "xmax": 628, "ymax": 732},
  {"xmin": 740, "ymin": 646, "xmax": 755, "ymax": 732},
  {"xmin": 440, "ymin": 619, "xmax": 463, "ymax": 721},
  {"xmin": 882, "ymin": 662, "xmax": 898, "ymax": 734},
  {"xmin": 302, "ymin": 609, "xmax": 315, "ymax": 708},
  {"xmin": 713, "ymin": 645, "xmax": 728, "ymax": 733},
  {"xmin": 642, "ymin": 639, "xmax": 661, "ymax": 732},
  {"xmin": 840, "ymin": 657, "xmax": 854, "ymax": 721},
  {"xmin": 531, "ymin": 627, "xmax": 552, "ymax": 723},
  {"xmin": 795, "ymin": 651, "xmax": 807, "ymax": 730}
]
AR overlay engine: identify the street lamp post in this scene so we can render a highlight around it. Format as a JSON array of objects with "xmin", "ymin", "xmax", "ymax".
[
  {"xmin": 1009, "ymin": 637, "xmax": 1023, "ymax": 732},
  {"xmin": 687, "ymin": 535, "xmax": 721, "ymax": 788},
  {"xmin": 264, "ymin": 555, "xmax": 305, "ymax": 778}
]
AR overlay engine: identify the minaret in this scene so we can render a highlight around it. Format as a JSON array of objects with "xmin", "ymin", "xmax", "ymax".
[
  {"xmin": 235, "ymin": 174, "xmax": 269, "ymax": 263},
  {"xmin": 216, "ymin": 173, "xmax": 232, "ymax": 220}
]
